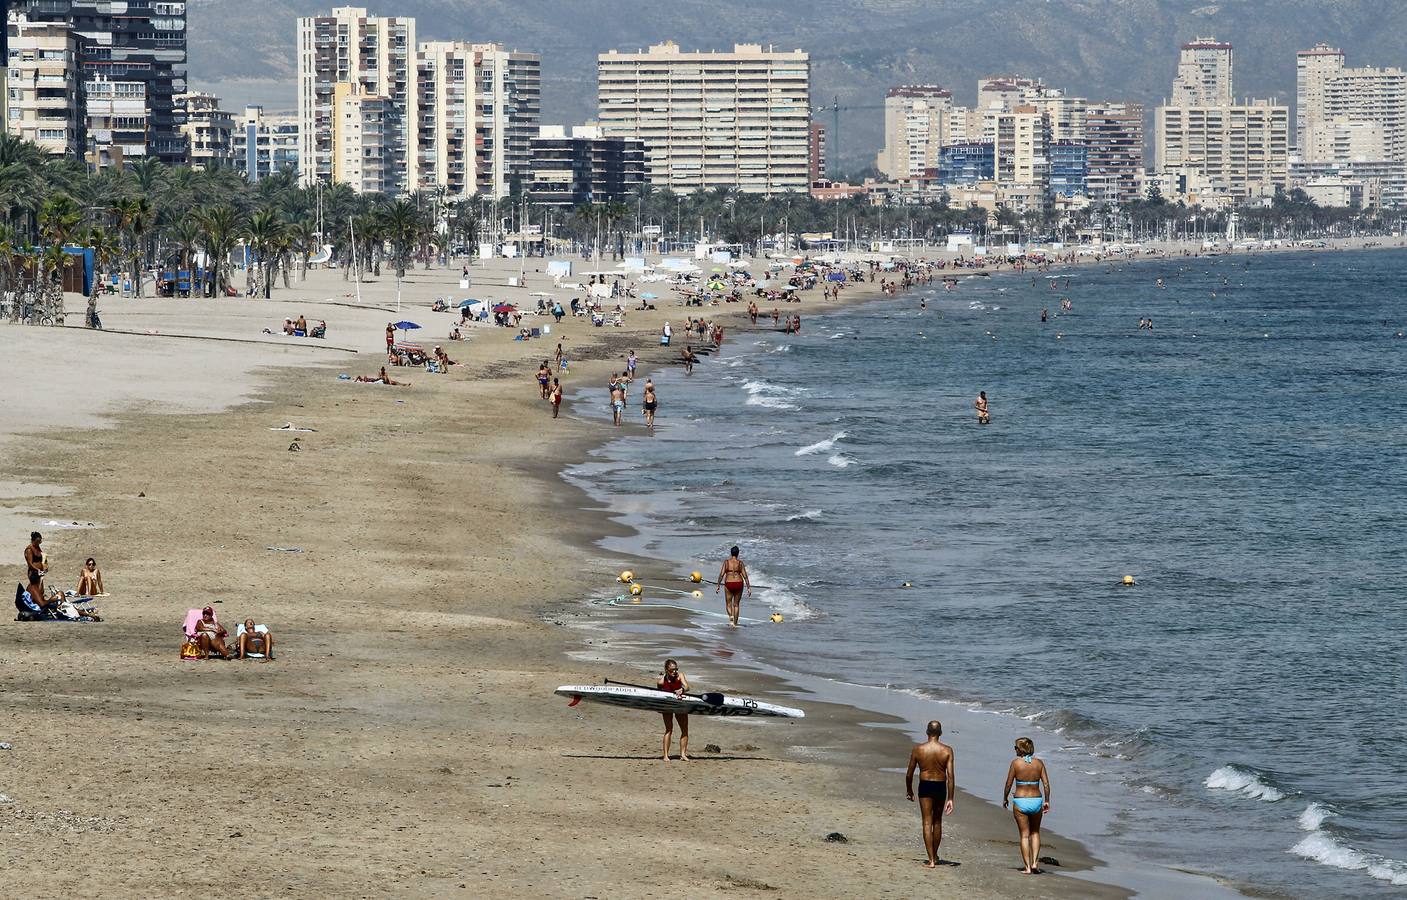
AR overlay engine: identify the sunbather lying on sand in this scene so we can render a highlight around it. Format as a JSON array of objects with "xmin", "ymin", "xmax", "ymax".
[
  {"xmin": 354, "ymin": 367, "xmax": 409, "ymax": 386},
  {"xmin": 238, "ymin": 618, "xmax": 275, "ymax": 660}
]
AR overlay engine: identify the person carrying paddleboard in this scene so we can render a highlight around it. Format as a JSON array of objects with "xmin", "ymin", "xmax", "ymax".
[
  {"xmin": 658, "ymin": 659, "xmax": 690, "ymax": 761},
  {"xmin": 716, "ymin": 545, "xmax": 751, "ymax": 627}
]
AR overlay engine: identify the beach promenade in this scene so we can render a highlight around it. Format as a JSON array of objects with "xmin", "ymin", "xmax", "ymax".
[{"xmin": 0, "ymin": 252, "xmax": 1151, "ymax": 898}]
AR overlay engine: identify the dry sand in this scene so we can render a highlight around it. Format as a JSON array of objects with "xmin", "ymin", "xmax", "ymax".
[{"xmin": 0, "ymin": 247, "xmax": 1294, "ymax": 897}]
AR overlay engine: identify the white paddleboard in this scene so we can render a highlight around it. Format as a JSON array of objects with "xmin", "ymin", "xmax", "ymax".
[{"xmin": 555, "ymin": 684, "xmax": 804, "ymax": 719}]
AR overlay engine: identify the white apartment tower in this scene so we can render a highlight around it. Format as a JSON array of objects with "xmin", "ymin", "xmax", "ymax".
[
  {"xmin": 4, "ymin": 15, "xmax": 85, "ymax": 157},
  {"xmin": 296, "ymin": 7, "xmax": 417, "ymax": 192},
  {"xmin": 1296, "ymin": 45, "xmax": 1407, "ymax": 164},
  {"xmin": 597, "ymin": 41, "xmax": 811, "ymax": 195},
  {"xmin": 991, "ymin": 106, "xmax": 1050, "ymax": 190},
  {"xmin": 178, "ymin": 91, "xmax": 234, "ymax": 170},
  {"xmin": 1172, "ymin": 38, "xmax": 1233, "ymax": 107},
  {"xmin": 1156, "ymin": 100, "xmax": 1289, "ymax": 198},
  {"xmin": 877, "ymin": 85, "xmax": 951, "ymax": 180}
]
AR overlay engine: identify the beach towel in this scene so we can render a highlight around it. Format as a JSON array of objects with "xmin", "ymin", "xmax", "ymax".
[{"xmin": 15, "ymin": 583, "xmax": 43, "ymax": 620}]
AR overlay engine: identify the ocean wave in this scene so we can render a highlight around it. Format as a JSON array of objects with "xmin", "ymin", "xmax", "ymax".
[
  {"xmin": 785, "ymin": 509, "xmax": 824, "ymax": 522},
  {"xmin": 748, "ymin": 565, "xmax": 820, "ymax": 621},
  {"xmin": 830, "ymin": 332, "xmax": 846, "ymax": 339},
  {"xmin": 796, "ymin": 431, "xmax": 847, "ymax": 456},
  {"xmin": 768, "ymin": 344, "xmax": 791, "ymax": 353},
  {"xmin": 1299, "ymin": 802, "xmax": 1334, "ymax": 831},
  {"xmin": 1205, "ymin": 764, "xmax": 1287, "ymax": 802},
  {"xmin": 742, "ymin": 379, "xmax": 801, "ymax": 410},
  {"xmin": 827, "ymin": 452, "xmax": 855, "ymax": 468},
  {"xmin": 1290, "ymin": 831, "xmax": 1407, "ymax": 886}
]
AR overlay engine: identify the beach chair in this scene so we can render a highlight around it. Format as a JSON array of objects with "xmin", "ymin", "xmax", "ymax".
[
  {"xmin": 530, "ymin": 327, "xmax": 541, "ymax": 338},
  {"xmin": 236, "ymin": 623, "xmax": 270, "ymax": 659}
]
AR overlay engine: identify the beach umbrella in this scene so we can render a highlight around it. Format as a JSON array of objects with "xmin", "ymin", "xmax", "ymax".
[
  {"xmin": 393, "ymin": 320, "xmax": 421, "ymax": 333},
  {"xmin": 493, "ymin": 303, "xmax": 516, "ymax": 313},
  {"xmin": 640, "ymin": 292, "xmax": 657, "ymax": 300},
  {"xmin": 457, "ymin": 298, "xmax": 479, "ymax": 308}
]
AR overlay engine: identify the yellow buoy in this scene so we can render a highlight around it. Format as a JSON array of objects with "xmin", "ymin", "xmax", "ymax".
[
  {"xmin": 691, "ymin": 590, "xmax": 704, "ymax": 599},
  {"xmin": 689, "ymin": 571, "xmax": 703, "ymax": 583},
  {"xmin": 1122, "ymin": 575, "xmax": 1136, "ymax": 586},
  {"xmin": 770, "ymin": 613, "xmax": 784, "ymax": 623},
  {"xmin": 619, "ymin": 570, "xmax": 634, "ymax": 584},
  {"xmin": 631, "ymin": 597, "xmax": 641, "ymax": 604},
  {"xmin": 629, "ymin": 583, "xmax": 643, "ymax": 596}
]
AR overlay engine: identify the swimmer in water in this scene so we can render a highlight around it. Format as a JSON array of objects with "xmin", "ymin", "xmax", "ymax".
[{"xmin": 975, "ymin": 391, "xmax": 990, "ymax": 425}]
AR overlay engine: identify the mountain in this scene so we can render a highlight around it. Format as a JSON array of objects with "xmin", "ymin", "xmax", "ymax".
[{"xmin": 189, "ymin": 0, "xmax": 1407, "ymax": 170}]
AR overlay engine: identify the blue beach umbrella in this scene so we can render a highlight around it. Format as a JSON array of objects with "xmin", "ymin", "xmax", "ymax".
[
  {"xmin": 393, "ymin": 320, "xmax": 421, "ymax": 341},
  {"xmin": 640, "ymin": 292, "xmax": 657, "ymax": 300},
  {"xmin": 457, "ymin": 298, "xmax": 478, "ymax": 308}
]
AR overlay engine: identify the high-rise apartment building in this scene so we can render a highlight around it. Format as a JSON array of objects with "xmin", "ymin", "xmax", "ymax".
[
  {"xmin": 877, "ymin": 85, "xmax": 950, "ymax": 179},
  {"xmin": 525, "ymin": 124, "xmax": 645, "ymax": 207},
  {"xmin": 233, "ymin": 106, "xmax": 300, "ymax": 182},
  {"xmin": 472, "ymin": 43, "xmax": 541, "ymax": 198},
  {"xmin": 4, "ymin": 15, "xmax": 85, "ymax": 157},
  {"xmin": 178, "ymin": 91, "xmax": 234, "ymax": 170},
  {"xmin": 331, "ymin": 81, "xmax": 392, "ymax": 194},
  {"xmin": 1155, "ymin": 100, "xmax": 1289, "ymax": 198},
  {"xmin": 990, "ymin": 106, "xmax": 1049, "ymax": 190},
  {"xmin": 1084, "ymin": 102, "xmax": 1145, "ymax": 204},
  {"xmin": 15, "ymin": 0, "xmax": 188, "ymax": 165},
  {"xmin": 1296, "ymin": 45, "xmax": 1407, "ymax": 163},
  {"xmin": 1172, "ymin": 37, "xmax": 1233, "ymax": 107},
  {"xmin": 597, "ymin": 41, "xmax": 811, "ymax": 195},
  {"xmin": 296, "ymin": 7, "xmax": 417, "ymax": 192}
]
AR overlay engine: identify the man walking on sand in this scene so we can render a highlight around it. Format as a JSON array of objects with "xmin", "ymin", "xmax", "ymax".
[{"xmin": 906, "ymin": 720, "xmax": 955, "ymax": 868}]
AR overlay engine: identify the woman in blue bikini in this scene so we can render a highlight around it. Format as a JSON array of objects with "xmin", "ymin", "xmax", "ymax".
[{"xmin": 1002, "ymin": 736, "xmax": 1051, "ymax": 874}]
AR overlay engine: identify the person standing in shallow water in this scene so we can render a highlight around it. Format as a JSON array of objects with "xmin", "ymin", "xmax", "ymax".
[
  {"xmin": 975, "ymin": 391, "xmax": 990, "ymax": 425},
  {"xmin": 906, "ymin": 720, "xmax": 955, "ymax": 869},
  {"xmin": 716, "ymin": 545, "xmax": 750, "ymax": 627},
  {"xmin": 1003, "ymin": 736, "xmax": 1051, "ymax": 875}
]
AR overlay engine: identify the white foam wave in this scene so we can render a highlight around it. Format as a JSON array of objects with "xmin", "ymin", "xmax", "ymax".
[
  {"xmin": 786, "ymin": 509, "xmax": 824, "ymax": 522},
  {"xmin": 829, "ymin": 332, "xmax": 846, "ymax": 340},
  {"xmin": 827, "ymin": 452, "xmax": 855, "ymax": 469},
  {"xmin": 747, "ymin": 566, "xmax": 819, "ymax": 621},
  {"xmin": 769, "ymin": 344, "xmax": 791, "ymax": 353},
  {"xmin": 742, "ymin": 379, "xmax": 800, "ymax": 410},
  {"xmin": 1290, "ymin": 831, "xmax": 1407, "ymax": 886},
  {"xmin": 796, "ymin": 431, "xmax": 847, "ymax": 456},
  {"xmin": 1205, "ymin": 765, "xmax": 1286, "ymax": 802},
  {"xmin": 1299, "ymin": 802, "xmax": 1334, "ymax": 831}
]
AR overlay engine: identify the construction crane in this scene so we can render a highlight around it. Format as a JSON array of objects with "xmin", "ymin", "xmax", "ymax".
[{"xmin": 812, "ymin": 94, "xmax": 887, "ymax": 175}]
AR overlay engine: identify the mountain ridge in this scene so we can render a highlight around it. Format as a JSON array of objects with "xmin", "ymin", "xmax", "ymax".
[{"xmin": 189, "ymin": 0, "xmax": 1407, "ymax": 168}]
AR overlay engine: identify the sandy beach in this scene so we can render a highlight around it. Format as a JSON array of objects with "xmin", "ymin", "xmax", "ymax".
[{"xmin": 7, "ymin": 238, "xmax": 1382, "ymax": 897}]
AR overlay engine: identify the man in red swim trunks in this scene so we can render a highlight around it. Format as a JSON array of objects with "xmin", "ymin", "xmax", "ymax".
[{"xmin": 716, "ymin": 545, "xmax": 751, "ymax": 627}]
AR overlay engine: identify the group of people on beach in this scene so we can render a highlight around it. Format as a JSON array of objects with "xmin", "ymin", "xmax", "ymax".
[
  {"xmin": 17, "ymin": 531, "xmax": 104, "ymax": 622},
  {"xmin": 906, "ymin": 721, "xmax": 1052, "ymax": 874}
]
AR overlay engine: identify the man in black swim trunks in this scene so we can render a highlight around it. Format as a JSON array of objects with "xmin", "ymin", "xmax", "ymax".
[{"xmin": 905, "ymin": 720, "xmax": 955, "ymax": 868}]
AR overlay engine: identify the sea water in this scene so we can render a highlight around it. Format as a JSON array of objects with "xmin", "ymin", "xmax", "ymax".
[{"xmin": 569, "ymin": 249, "xmax": 1407, "ymax": 897}]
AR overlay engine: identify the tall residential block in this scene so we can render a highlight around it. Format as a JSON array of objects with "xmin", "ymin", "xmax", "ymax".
[
  {"xmin": 178, "ymin": 91, "xmax": 234, "ymax": 170},
  {"xmin": 1296, "ymin": 44, "xmax": 1407, "ymax": 164},
  {"xmin": 1084, "ymin": 102, "xmax": 1145, "ymax": 204},
  {"xmin": 525, "ymin": 124, "xmax": 645, "ymax": 207},
  {"xmin": 233, "ymin": 106, "xmax": 300, "ymax": 182},
  {"xmin": 15, "ymin": 0, "xmax": 188, "ymax": 165},
  {"xmin": 1155, "ymin": 100, "xmax": 1289, "ymax": 198},
  {"xmin": 4, "ymin": 14, "xmax": 85, "ymax": 157},
  {"xmin": 1172, "ymin": 37, "xmax": 1233, "ymax": 107},
  {"xmin": 808, "ymin": 120, "xmax": 826, "ymax": 181},
  {"xmin": 471, "ymin": 43, "xmax": 541, "ymax": 198},
  {"xmin": 297, "ymin": 7, "xmax": 417, "ymax": 192},
  {"xmin": 877, "ymin": 85, "xmax": 951, "ymax": 179},
  {"xmin": 990, "ymin": 106, "xmax": 1049, "ymax": 190},
  {"xmin": 597, "ymin": 41, "xmax": 811, "ymax": 195}
]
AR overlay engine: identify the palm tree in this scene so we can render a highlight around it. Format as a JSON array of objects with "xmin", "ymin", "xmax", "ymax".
[
  {"xmin": 194, "ymin": 204, "xmax": 242, "ymax": 297},
  {"xmin": 84, "ymin": 225, "xmax": 120, "ymax": 325},
  {"xmin": 111, "ymin": 195, "xmax": 153, "ymax": 296},
  {"xmin": 243, "ymin": 209, "xmax": 287, "ymax": 298},
  {"xmin": 285, "ymin": 219, "xmax": 318, "ymax": 281},
  {"xmin": 379, "ymin": 199, "xmax": 421, "ymax": 279}
]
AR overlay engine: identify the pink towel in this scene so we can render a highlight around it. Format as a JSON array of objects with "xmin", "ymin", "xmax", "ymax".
[{"xmin": 182, "ymin": 608, "xmax": 216, "ymax": 638}]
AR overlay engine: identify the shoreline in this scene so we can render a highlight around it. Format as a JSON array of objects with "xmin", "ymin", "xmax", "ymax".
[{"xmin": 2, "ymin": 239, "xmax": 1393, "ymax": 896}]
